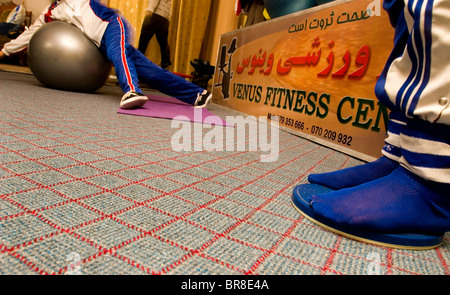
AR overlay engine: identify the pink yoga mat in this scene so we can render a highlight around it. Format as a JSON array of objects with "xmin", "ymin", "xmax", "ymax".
[{"xmin": 117, "ymin": 94, "xmax": 232, "ymax": 127}]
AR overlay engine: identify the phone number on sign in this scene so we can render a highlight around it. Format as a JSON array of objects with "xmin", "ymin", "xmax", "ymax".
[{"xmin": 268, "ymin": 113, "xmax": 353, "ymax": 146}]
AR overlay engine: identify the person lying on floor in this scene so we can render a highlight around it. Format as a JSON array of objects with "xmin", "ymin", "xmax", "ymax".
[
  {"xmin": 300, "ymin": 0, "xmax": 450, "ymax": 244},
  {"xmin": 0, "ymin": 0, "xmax": 212, "ymax": 110}
]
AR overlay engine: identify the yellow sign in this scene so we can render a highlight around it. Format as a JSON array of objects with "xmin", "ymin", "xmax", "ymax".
[{"xmin": 212, "ymin": 0, "xmax": 395, "ymax": 161}]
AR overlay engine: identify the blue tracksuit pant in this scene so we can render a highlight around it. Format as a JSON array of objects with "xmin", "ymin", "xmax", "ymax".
[{"xmin": 99, "ymin": 16, "xmax": 203, "ymax": 105}]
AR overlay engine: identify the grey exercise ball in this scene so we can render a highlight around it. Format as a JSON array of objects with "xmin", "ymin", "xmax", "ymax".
[{"xmin": 28, "ymin": 21, "xmax": 111, "ymax": 93}]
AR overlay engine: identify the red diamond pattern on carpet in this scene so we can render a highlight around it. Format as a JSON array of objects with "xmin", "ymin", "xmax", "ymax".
[{"xmin": 0, "ymin": 71, "xmax": 449, "ymax": 276}]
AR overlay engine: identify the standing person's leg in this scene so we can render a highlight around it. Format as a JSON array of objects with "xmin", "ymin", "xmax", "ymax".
[
  {"xmin": 138, "ymin": 13, "xmax": 159, "ymax": 55},
  {"xmin": 154, "ymin": 15, "xmax": 171, "ymax": 69},
  {"xmin": 100, "ymin": 16, "xmax": 148, "ymax": 109}
]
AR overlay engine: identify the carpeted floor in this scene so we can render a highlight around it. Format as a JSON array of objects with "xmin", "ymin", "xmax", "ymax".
[{"xmin": 0, "ymin": 70, "xmax": 449, "ymax": 275}]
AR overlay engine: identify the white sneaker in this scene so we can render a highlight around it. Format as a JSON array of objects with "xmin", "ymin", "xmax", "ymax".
[
  {"xmin": 194, "ymin": 90, "xmax": 212, "ymax": 108},
  {"xmin": 120, "ymin": 91, "xmax": 148, "ymax": 109}
]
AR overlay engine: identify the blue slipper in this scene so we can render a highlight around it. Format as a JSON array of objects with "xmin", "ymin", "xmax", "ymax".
[{"xmin": 292, "ymin": 183, "xmax": 444, "ymax": 250}]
